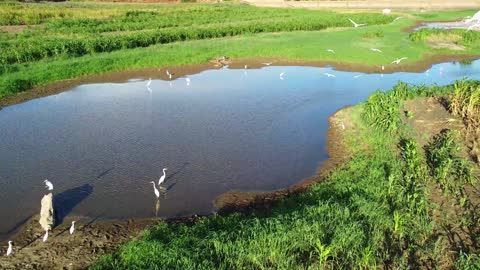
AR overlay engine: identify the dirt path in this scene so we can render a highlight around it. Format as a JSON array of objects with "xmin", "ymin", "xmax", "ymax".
[{"xmin": 243, "ymin": 0, "xmax": 480, "ymax": 10}]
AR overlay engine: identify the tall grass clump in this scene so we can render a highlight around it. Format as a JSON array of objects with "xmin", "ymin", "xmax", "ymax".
[
  {"xmin": 424, "ymin": 130, "xmax": 474, "ymax": 195},
  {"xmin": 410, "ymin": 28, "xmax": 480, "ymax": 45},
  {"xmin": 449, "ymin": 80, "xmax": 480, "ymax": 127}
]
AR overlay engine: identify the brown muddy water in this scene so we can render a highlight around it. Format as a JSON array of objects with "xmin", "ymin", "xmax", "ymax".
[{"xmin": 1, "ymin": 60, "xmax": 480, "ymax": 239}]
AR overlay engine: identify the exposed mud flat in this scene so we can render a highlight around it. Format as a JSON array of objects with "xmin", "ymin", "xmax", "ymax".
[{"xmin": 0, "ymin": 215, "xmax": 158, "ymax": 270}]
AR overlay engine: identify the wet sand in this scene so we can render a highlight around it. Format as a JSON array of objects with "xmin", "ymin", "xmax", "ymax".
[{"xmin": 1, "ymin": 54, "xmax": 479, "ymax": 109}]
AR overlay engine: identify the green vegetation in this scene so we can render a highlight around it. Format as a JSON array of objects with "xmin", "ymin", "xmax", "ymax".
[
  {"xmin": 0, "ymin": 4, "xmax": 392, "ymax": 66},
  {"xmin": 0, "ymin": 2, "xmax": 479, "ymax": 101},
  {"xmin": 91, "ymin": 81, "xmax": 479, "ymax": 269},
  {"xmin": 410, "ymin": 28, "xmax": 480, "ymax": 45}
]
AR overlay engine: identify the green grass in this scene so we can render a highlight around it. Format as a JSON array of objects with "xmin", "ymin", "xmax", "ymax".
[
  {"xmin": 91, "ymin": 81, "xmax": 480, "ymax": 269},
  {"xmin": 0, "ymin": 3, "xmax": 479, "ymax": 100},
  {"xmin": 2, "ymin": 13, "xmax": 479, "ymax": 99},
  {"xmin": 0, "ymin": 4, "xmax": 392, "ymax": 65}
]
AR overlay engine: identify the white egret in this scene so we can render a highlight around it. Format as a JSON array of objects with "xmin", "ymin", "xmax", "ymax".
[
  {"xmin": 382, "ymin": 9, "xmax": 392, "ymax": 15},
  {"xmin": 393, "ymin": 16, "xmax": 403, "ymax": 22},
  {"xmin": 370, "ymin": 48, "xmax": 382, "ymax": 53},
  {"xmin": 69, "ymin": 221, "xmax": 75, "ymax": 235},
  {"xmin": 326, "ymin": 49, "xmax": 335, "ymax": 54},
  {"xmin": 185, "ymin": 77, "xmax": 190, "ymax": 86},
  {"xmin": 244, "ymin": 65, "xmax": 248, "ymax": 69},
  {"xmin": 158, "ymin": 168, "xmax": 168, "ymax": 186},
  {"xmin": 44, "ymin": 179, "xmax": 53, "ymax": 191},
  {"xmin": 6, "ymin": 241, "xmax": 12, "ymax": 256},
  {"xmin": 341, "ymin": 121, "xmax": 345, "ymax": 130},
  {"xmin": 324, "ymin": 73, "xmax": 336, "ymax": 78},
  {"xmin": 348, "ymin": 18, "xmax": 367, "ymax": 28},
  {"xmin": 262, "ymin": 62, "xmax": 272, "ymax": 66},
  {"xmin": 166, "ymin": 70, "xmax": 173, "ymax": 79},
  {"xmin": 381, "ymin": 65, "xmax": 385, "ymax": 71},
  {"xmin": 279, "ymin": 72, "xmax": 285, "ymax": 80},
  {"xmin": 43, "ymin": 230, "xmax": 49, "ymax": 242},
  {"xmin": 150, "ymin": 181, "xmax": 160, "ymax": 198},
  {"xmin": 146, "ymin": 78, "xmax": 152, "ymax": 87},
  {"xmin": 391, "ymin": 57, "xmax": 408, "ymax": 64}
]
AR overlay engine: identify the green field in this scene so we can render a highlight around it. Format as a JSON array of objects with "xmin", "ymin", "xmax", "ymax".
[{"xmin": 1, "ymin": 2, "xmax": 479, "ymax": 99}]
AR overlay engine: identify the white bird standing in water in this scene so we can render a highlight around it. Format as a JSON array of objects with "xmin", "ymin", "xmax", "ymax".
[
  {"xmin": 158, "ymin": 168, "xmax": 168, "ymax": 186},
  {"xmin": 391, "ymin": 57, "xmax": 408, "ymax": 64},
  {"xmin": 150, "ymin": 181, "xmax": 160, "ymax": 198},
  {"xmin": 324, "ymin": 73, "xmax": 336, "ymax": 78},
  {"xmin": 146, "ymin": 78, "xmax": 152, "ymax": 87},
  {"xmin": 326, "ymin": 49, "xmax": 335, "ymax": 54},
  {"xmin": 348, "ymin": 18, "xmax": 367, "ymax": 28},
  {"xmin": 381, "ymin": 65, "xmax": 385, "ymax": 71},
  {"xmin": 185, "ymin": 77, "xmax": 190, "ymax": 86},
  {"xmin": 244, "ymin": 65, "xmax": 248, "ymax": 69},
  {"xmin": 69, "ymin": 221, "xmax": 75, "ymax": 235},
  {"xmin": 6, "ymin": 241, "xmax": 12, "ymax": 256},
  {"xmin": 370, "ymin": 48, "xmax": 382, "ymax": 53},
  {"xmin": 43, "ymin": 230, "xmax": 49, "ymax": 242},
  {"xmin": 44, "ymin": 179, "xmax": 53, "ymax": 191}
]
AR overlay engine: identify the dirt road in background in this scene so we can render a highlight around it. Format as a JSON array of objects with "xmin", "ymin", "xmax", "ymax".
[{"xmin": 243, "ymin": 0, "xmax": 480, "ymax": 10}]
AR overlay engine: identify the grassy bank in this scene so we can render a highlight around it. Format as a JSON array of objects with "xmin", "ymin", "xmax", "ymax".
[
  {"xmin": 91, "ymin": 80, "xmax": 479, "ymax": 269},
  {"xmin": 1, "ymin": 2, "xmax": 480, "ymax": 101}
]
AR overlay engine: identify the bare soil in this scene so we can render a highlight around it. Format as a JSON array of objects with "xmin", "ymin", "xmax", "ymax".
[
  {"xmin": 402, "ymin": 97, "xmax": 480, "ymax": 268},
  {"xmin": 0, "ymin": 216, "xmax": 158, "ymax": 270}
]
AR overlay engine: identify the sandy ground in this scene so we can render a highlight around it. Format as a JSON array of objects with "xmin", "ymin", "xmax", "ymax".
[{"xmin": 243, "ymin": 0, "xmax": 480, "ymax": 10}]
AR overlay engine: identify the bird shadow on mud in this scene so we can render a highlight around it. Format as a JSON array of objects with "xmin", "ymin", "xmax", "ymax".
[{"xmin": 54, "ymin": 184, "xmax": 94, "ymax": 225}]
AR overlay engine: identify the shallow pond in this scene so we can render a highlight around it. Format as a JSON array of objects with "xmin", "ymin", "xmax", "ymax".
[{"xmin": 1, "ymin": 60, "xmax": 480, "ymax": 237}]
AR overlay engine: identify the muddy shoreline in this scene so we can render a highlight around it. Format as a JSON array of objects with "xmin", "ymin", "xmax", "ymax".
[
  {"xmin": 0, "ymin": 103, "xmax": 353, "ymax": 269},
  {"xmin": 1, "ymin": 54, "xmax": 479, "ymax": 108}
]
